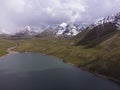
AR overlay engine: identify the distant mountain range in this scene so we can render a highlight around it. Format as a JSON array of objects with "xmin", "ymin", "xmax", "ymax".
[
  {"xmin": 36, "ymin": 22, "xmax": 87, "ymax": 38},
  {"xmin": 48, "ymin": 22, "xmax": 86, "ymax": 36},
  {"xmin": 1, "ymin": 11, "xmax": 120, "ymax": 38},
  {"xmin": 8, "ymin": 23, "xmax": 87, "ymax": 38},
  {"xmin": 39, "ymin": 12, "xmax": 120, "ymax": 37}
]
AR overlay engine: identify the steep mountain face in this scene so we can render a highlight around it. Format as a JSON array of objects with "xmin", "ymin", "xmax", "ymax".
[
  {"xmin": 76, "ymin": 23, "xmax": 118, "ymax": 46},
  {"xmin": 75, "ymin": 12, "xmax": 120, "ymax": 47}
]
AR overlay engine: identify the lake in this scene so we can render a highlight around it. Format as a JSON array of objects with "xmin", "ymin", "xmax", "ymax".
[{"xmin": 0, "ymin": 53, "xmax": 120, "ymax": 90}]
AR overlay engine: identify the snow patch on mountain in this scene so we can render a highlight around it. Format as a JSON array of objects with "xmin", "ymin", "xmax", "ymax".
[
  {"xmin": 25, "ymin": 26, "xmax": 31, "ymax": 32},
  {"xmin": 56, "ymin": 22, "xmax": 86, "ymax": 36},
  {"xmin": 94, "ymin": 12, "xmax": 120, "ymax": 30},
  {"xmin": 56, "ymin": 22, "xmax": 68, "ymax": 36},
  {"xmin": 59, "ymin": 22, "xmax": 68, "ymax": 27}
]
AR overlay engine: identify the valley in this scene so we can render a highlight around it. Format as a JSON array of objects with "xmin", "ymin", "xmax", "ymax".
[
  {"xmin": 13, "ymin": 32, "xmax": 120, "ymax": 81},
  {"xmin": 0, "ymin": 11, "xmax": 120, "ymax": 83},
  {"xmin": 1, "ymin": 0, "xmax": 120, "ymax": 89}
]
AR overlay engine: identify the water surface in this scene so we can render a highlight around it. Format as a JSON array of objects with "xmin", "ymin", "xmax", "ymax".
[{"xmin": 0, "ymin": 53, "xmax": 120, "ymax": 90}]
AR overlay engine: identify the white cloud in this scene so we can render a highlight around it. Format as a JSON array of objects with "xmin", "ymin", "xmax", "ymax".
[
  {"xmin": 46, "ymin": 7, "xmax": 54, "ymax": 13},
  {"xmin": 0, "ymin": 0, "xmax": 120, "ymax": 32},
  {"xmin": 6, "ymin": 0, "xmax": 26, "ymax": 13}
]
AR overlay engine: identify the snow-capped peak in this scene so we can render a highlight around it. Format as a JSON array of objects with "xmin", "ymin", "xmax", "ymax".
[
  {"xmin": 94, "ymin": 12, "xmax": 120, "ymax": 30},
  {"xmin": 55, "ymin": 23, "xmax": 86, "ymax": 36},
  {"xmin": 25, "ymin": 26, "xmax": 31, "ymax": 32},
  {"xmin": 59, "ymin": 22, "xmax": 68, "ymax": 27},
  {"xmin": 40, "ymin": 22, "xmax": 87, "ymax": 37}
]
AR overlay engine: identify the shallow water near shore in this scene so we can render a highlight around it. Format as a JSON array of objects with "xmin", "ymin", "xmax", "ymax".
[{"xmin": 0, "ymin": 53, "xmax": 120, "ymax": 90}]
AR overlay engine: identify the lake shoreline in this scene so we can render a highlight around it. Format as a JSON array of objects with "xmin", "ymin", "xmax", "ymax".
[
  {"xmin": 0, "ymin": 44, "xmax": 19, "ymax": 59},
  {"xmin": 65, "ymin": 61, "xmax": 120, "ymax": 84},
  {"xmin": 0, "ymin": 51, "xmax": 120, "ymax": 90},
  {"xmin": 19, "ymin": 51, "xmax": 120, "ymax": 84},
  {"xmin": 1, "ymin": 45, "xmax": 120, "ymax": 84},
  {"xmin": 43, "ymin": 54, "xmax": 120, "ymax": 84}
]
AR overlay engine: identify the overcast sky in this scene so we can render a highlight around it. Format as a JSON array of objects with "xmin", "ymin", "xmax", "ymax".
[{"xmin": 0, "ymin": 0, "xmax": 120, "ymax": 33}]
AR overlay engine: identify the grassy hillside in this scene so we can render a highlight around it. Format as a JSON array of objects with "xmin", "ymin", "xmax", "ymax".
[
  {"xmin": 0, "ymin": 38, "xmax": 15, "ymax": 56},
  {"xmin": 15, "ymin": 38, "xmax": 99, "ymax": 66},
  {"xmin": 84, "ymin": 31, "xmax": 120, "ymax": 80},
  {"xmin": 73, "ymin": 22, "xmax": 120, "ymax": 80},
  {"xmin": 75, "ymin": 23, "xmax": 118, "ymax": 47}
]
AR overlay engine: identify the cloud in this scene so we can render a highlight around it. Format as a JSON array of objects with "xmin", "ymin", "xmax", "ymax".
[{"xmin": 0, "ymin": 0, "xmax": 120, "ymax": 32}]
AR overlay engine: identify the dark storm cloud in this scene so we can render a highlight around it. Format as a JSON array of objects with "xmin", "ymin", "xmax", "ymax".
[{"xmin": 0, "ymin": 0, "xmax": 120, "ymax": 33}]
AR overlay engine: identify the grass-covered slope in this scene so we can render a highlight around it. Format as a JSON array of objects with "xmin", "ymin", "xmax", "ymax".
[
  {"xmin": 85, "ymin": 32, "xmax": 120, "ymax": 80},
  {"xmin": 74, "ymin": 22, "xmax": 120, "ymax": 80},
  {"xmin": 0, "ymin": 38, "xmax": 15, "ymax": 56},
  {"xmin": 75, "ymin": 23, "xmax": 118, "ymax": 47},
  {"xmin": 15, "ymin": 38, "xmax": 99, "ymax": 66}
]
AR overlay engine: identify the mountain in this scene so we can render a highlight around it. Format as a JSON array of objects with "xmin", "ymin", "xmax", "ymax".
[
  {"xmin": 2, "ymin": 22, "xmax": 87, "ymax": 39},
  {"xmin": 94, "ymin": 12, "xmax": 120, "ymax": 29},
  {"xmin": 11, "ymin": 26, "xmax": 41, "ymax": 39},
  {"xmin": 56, "ymin": 23, "xmax": 81, "ymax": 36},
  {"xmin": 72, "ymin": 12, "xmax": 120, "ymax": 80},
  {"xmin": 93, "ymin": 12, "xmax": 120, "ymax": 29},
  {"xmin": 75, "ymin": 12, "xmax": 120, "ymax": 47},
  {"xmin": 38, "ymin": 22, "xmax": 87, "ymax": 38}
]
